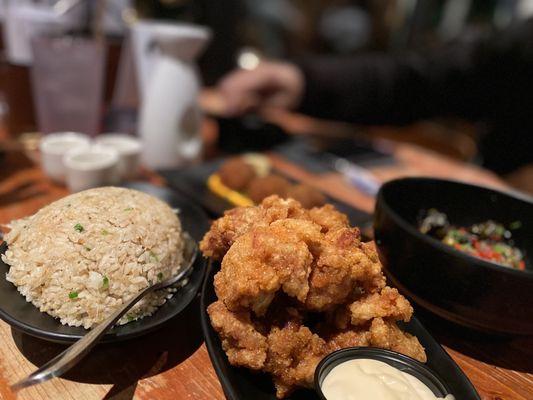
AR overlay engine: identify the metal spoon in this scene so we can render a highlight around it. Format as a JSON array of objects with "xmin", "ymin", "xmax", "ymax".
[{"xmin": 11, "ymin": 232, "xmax": 198, "ymax": 392}]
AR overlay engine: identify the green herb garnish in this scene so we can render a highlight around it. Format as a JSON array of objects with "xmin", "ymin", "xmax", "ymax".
[
  {"xmin": 102, "ymin": 276, "xmax": 109, "ymax": 288},
  {"xmin": 149, "ymin": 251, "xmax": 159, "ymax": 262},
  {"xmin": 157, "ymin": 272, "xmax": 163, "ymax": 281},
  {"xmin": 68, "ymin": 291, "xmax": 78, "ymax": 299},
  {"xmin": 101, "ymin": 229, "xmax": 109, "ymax": 235},
  {"xmin": 74, "ymin": 223, "xmax": 84, "ymax": 233},
  {"xmin": 84, "ymin": 246, "xmax": 91, "ymax": 251},
  {"xmin": 124, "ymin": 207, "xmax": 133, "ymax": 211}
]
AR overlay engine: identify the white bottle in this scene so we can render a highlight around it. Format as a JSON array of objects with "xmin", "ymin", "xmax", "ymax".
[{"xmin": 133, "ymin": 22, "xmax": 210, "ymax": 169}]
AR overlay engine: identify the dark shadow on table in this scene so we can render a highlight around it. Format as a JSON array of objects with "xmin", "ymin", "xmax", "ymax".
[
  {"xmin": 416, "ymin": 307, "xmax": 533, "ymax": 374},
  {"xmin": 11, "ymin": 296, "xmax": 204, "ymax": 399}
]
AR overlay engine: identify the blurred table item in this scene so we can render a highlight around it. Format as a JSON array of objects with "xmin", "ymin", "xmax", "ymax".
[
  {"xmin": 30, "ymin": 36, "xmax": 105, "ymax": 137},
  {"xmin": 133, "ymin": 21, "xmax": 210, "ymax": 169},
  {"xmin": 3, "ymin": 0, "xmax": 87, "ymax": 66}
]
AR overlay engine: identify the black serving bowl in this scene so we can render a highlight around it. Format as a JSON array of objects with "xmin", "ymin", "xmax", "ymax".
[
  {"xmin": 374, "ymin": 177, "xmax": 533, "ymax": 335},
  {"xmin": 314, "ymin": 347, "xmax": 451, "ymax": 399}
]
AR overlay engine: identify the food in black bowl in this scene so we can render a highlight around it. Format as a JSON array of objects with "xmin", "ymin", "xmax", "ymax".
[
  {"xmin": 419, "ymin": 209, "xmax": 525, "ymax": 271},
  {"xmin": 374, "ymin": 178, "xmax": 533, "ymax": 335}
]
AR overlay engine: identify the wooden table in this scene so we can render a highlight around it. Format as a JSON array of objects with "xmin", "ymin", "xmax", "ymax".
[{"xmin": 0, "ymin": 142, "xmax": 531, "ymax": 400}]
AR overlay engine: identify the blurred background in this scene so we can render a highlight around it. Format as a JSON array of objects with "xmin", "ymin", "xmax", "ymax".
[{"xmin": 1, "ymin": 0, "xmax": 532, "ymax": 192}]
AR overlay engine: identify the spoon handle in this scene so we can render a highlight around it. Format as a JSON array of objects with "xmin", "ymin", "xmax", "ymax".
[
  {"xmin": 11, "ymin": 233, "xmax": 198, "ymax": 392},
  {"xmin": 11, "ymin": 286, "xmax": 152, "ymax": 392}
]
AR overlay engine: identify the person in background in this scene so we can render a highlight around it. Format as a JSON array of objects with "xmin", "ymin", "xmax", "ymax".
[{"xmin": 217, "ymin": 18, "xmax": 533, "ymax": 178}]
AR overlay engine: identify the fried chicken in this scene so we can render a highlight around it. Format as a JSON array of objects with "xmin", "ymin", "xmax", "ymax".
[
  {"xmin": 369, "ymin": 317, "xmax": 427, "ymax": 362},
  {"xmin": 305, "ymin": 227, "xmax": 385, "ymax": 311},
  {"xmin": 247, "ymin": 175, "xmax": 291, "ymax": 203},
  {"xmin": 286, "ymin": 184, "xmax": 327, "ymax": 209},
  {"xmin": 265, "ymin": 323, "xmax": 328, "ymax": 398},
  {"xmin": 348, "ymin": 286, "xmax": 413, "ymax": 326},
  {"xmin": 202, "ymin": 197, "xmax": 427, "ymax": 398},
  {"xmin": 199, "ymin": 196, "xmax": 307, "ymax": 260},
  {"xmin": 218, "ymin": 157, "xmax": 257, "ymax": 191},
  {"xmin": 214, "ymin": 221, "xmax": 316, "ymax": 316},
  {"xmin": 207, "ymin": 300, "xmax": 267, "ymax": 370}
]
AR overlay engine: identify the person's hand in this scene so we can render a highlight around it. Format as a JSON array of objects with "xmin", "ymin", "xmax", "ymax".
[{"xmin": 217, "ymin": 61, "xmax": 304, "ymax": 116}]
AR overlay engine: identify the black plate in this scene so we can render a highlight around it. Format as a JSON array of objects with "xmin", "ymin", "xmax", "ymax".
[
  {"xmin": 159, "ymin": 158, "xmax": 372, "ymax": 225},
  {"xmin": 0, "ymin": 182, "xmax": 209, "ymax": 343},
  {"xmin": 200, "ymin": 261, "xmax": 480, "ymax": 400},
  {"xmin": 374, "ymin": 177, "xmax": 533, "ymax": 335}
]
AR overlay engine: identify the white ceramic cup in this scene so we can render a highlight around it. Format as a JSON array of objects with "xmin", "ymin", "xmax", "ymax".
[
  {"xmin": 94, "ymin": 133, "xmax": 141, "ymax": 180},
  {"xmin": 39, "ymin": 132, "xmax": 91, "ymax": 183},
  {"xmin": 63, "ymin": 145, "xmax": 120, "ymax": 193}
]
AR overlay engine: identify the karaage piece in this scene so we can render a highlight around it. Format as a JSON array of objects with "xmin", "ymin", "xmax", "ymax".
[
  {"xmin": 305, "ymin": 228, "xmax": 385, "ymax": 311},
  {"xmin": 321, "ymin": 327, "xmax": 372, "ymax": 351},
  {"xmin": 200, "ymin": 196, "xmax": 307, "ymax": 260},
  {"xmin": 307, "ymin": 204, "xmax": 349, "ymax": 232},
  {"xmin": 286, "ymin": 184, "xmax": 327, "ymax": 209},
  {"xmin": 214, "ymin": 221, "xmax": 317, "ymax": 315},
  {"xmin": 369, "ymin": 317, "xmax": 427, "ymax": 362},
  {"xmin": 265, "ymin": 323, "xmax": 328, "ymax": 399},
  {"xmin": 349, "ymin": 286, "xmax": 413, "ymax": 326},
  {"xmin": 207, "ymin": 300, "xmax": 267, "ymax": 370},
  {"xmin": 248, "ymin": 175, "xmax": 291, "ymax": 203},
  {"xmin": 218, "ymin": 157, "xmax": 257, "ymax": 191}
]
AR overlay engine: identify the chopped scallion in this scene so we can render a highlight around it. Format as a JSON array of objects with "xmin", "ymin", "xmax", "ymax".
[
  {"xmin": 68, "ymin": 291, "xmax": 78, "ymax": 299},
  {"xmin": 74, "ymin": 223, "xmax": 84, "ymax": 233},
  {"xmin": 102, "ymin": 276, "xmax": 109, "ymax": 288}
]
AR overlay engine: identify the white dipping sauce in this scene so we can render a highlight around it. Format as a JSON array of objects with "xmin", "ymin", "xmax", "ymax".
[{"xmin": 321, "ymin": 359, "xmax": 454, "ymax": 400}]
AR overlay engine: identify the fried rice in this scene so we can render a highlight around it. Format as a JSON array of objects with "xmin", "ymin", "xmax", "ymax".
[{"xmin": 2, "ymin": 187, "xmax": 184, "ymax": 329}]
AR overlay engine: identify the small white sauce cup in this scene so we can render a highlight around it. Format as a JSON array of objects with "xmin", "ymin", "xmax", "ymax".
[
  {"xmin": 63, "ymin": 145, "xmax": 120, "ymax": 193},
  {"xmin": 39, "ymin": 132, "xmax": 91, "ymax": 183},
  {"xmin": 94, "ymin": 133, "xmax": 141, "ymax": 180}
]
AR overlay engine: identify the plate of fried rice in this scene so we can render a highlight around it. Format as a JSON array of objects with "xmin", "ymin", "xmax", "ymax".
[{"xmin": 0, "ymin": 183, "xmax": 208, "ymax": 343}]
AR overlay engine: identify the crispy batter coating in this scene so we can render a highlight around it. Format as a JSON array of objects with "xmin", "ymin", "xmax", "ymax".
[
  {"xmin": 265, "ymin": 323, "xmax": 328, "ymax": 398},
  {"xmin": 199, "ymin": 196, "xmax": 307, "ymax": 260},
  {"xmin": 207, "ymin": 300, "xmax": 267, "ymax": 370},
  {"xmin": 369, "ymin": 318, "xmax": 427, "ymax": 362},
  {"xmin": 307, "ymin": 204, "xmax": 349, "ymax": 232},
  {"xmin": 349, "ymin": 286, "xmax": 413, "ymax": 326},
  {"xmin": 214, "ymin": 222, "xmax": 316, "ymax": 316},
  {"xmin": 201, "ymin": 197, "xmax": 427, "ymax": 398},
  {"xmin": 305, "ymin": 227, "xmax": 386, "ymax": 311}
]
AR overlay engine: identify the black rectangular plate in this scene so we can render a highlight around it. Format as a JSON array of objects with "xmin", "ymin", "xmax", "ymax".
[
  {"xmin": 159, "ymin": 158, "xmax": 372, "ymax": 225},
  {"xmin": 200, "ymin": 261, "xmax": 480, "ymax": 400}
]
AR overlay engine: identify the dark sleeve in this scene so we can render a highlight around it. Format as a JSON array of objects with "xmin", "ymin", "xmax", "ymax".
[{"xmin": 296, "ymin": 18, "xmax": 533, "ymax": 126}]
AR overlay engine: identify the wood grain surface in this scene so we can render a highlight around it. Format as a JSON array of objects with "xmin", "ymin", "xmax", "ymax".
[{"xmin": 0, "ymin": 145, "xmax": 531, "ymax": 400}]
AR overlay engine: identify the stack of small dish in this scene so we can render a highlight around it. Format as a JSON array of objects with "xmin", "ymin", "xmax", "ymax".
[{"xmin": 39, "ymin": 132, "xmax": 142, "ymax": 192}]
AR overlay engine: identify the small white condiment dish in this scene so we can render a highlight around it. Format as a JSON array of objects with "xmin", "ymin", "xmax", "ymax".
[
  {"xmin": 63, "ymin": 145, "xmax": 119, "ymax": 193},
  {"xmin": 315, "ymin": 347, "xmax": 452, "ymax": 400},
  {"xmin": 94, "ymin": 133, "xmax": 141, "ymax": 180},
  {"xmin": 39, "ymin": 132, "xmax": 91, "ymax": 183}
]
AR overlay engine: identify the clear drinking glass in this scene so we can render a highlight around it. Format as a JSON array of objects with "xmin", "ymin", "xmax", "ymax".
[{"xmin": 30, "ymin": 36, "xmax": 106, "ymax": 137}]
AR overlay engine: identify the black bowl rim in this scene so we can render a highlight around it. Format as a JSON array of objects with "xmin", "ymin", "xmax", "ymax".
[
  {"xmin": 314, "ymin": 347, "xmax": 451, "ymax": 399},
  {"xmin": 376, "ymin": 177, "xmax": 533, "ymax": 279}
]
